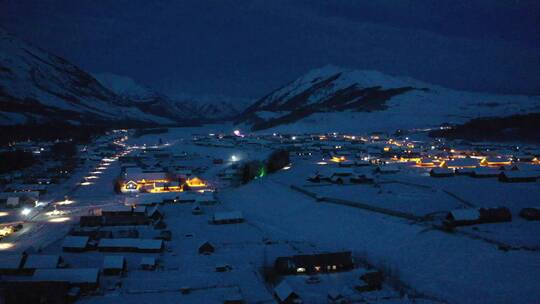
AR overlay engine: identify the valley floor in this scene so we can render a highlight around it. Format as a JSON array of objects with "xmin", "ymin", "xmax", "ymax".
[{"xmin": 1, "ymin": 125, "xmax": 539, "ymax": 304}]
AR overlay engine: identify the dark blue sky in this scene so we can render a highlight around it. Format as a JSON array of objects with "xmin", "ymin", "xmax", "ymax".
[{"xmin": 1, "ymin": 0, "xmax": 539, "ymax": 98}]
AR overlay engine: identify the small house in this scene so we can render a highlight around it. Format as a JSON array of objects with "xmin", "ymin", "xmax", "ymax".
[
  {"xmin": 356, "ymin": 271, "xmax": 383, "ymax": 292},
  {"xmin": 32, "ymin": 268, "xmax": 100, "ymax": 291},
  {"xmin": 198, "ymin": 241, "xmax": 215, "ymax": 255},
  {"xmin": 440, "ymin": 158, "xmax": 479, "ymax": 169},
  {"xmin": 416, "ymin": 158, "xmax": 435, "ymax": 167},
  {"xmin": 195, "ymin": 191, "xmax": 217, "ymax": 205},
  {"xmin": 445, "ymin": 207, "xmax": 511, "ymax": 227},
  {"xmin": 6, "ymin": 197, "xmax": 19, "ymax": 208},
  {"xmin": 455, "ymin": 167, "xmax": 475, "ymax": 176},
  {"xmin": 498, "ymin": 171, "xmax": 538, "ymax": 183},
  {"xmin": 102, "ymin": 256, "xmax": 127, "ymax": 276},
  {"xmin": 215, "ymin": 263, "xmax": 232, "ymax": 272},
  {"xmin": 0, "ymin": 254, "xmax": 25, "ymax": 275},
  {"xmin": 97, "ymin": 238, "xmax": 164, "ymax": 253},
  {"xmin": 23, "ymin": 255, "xmax": 62, "ymax": 272},
  {"xmin": 274, "ymin": 280, "xmax": 301, "ymax": 304},
  {"xmin": 79, "ymin": 215, "xmax": 102, "ymax": 227},
  {"xmin": 445, "ymin": 209, "xmax": 481, "ymax": 227},
  {"xmin": 185, "ymin": 177, "xmax": 207, "ymax": 188},
  {"xmin": 479, "ymin": 207, "xmax": 512, "ymax": 224},
  {"xmin": 223, "ymin": 294, "xmax": 245, "ymax": 304},
  {"xmin": 145, "ymin": 205, "xmax": 164, "ymax": 221},
  {"xmin": 212, "ymin": 211, "xmax": 244, "ymax": 224},
  {"xmin": 62, "ymin": 236, "xmax": 89, "ymax": 252},
  {"xmin": 470, "ymin": 167, "xmax": 500, "ymax": 178},
  {"xmin": 375, "ymin": 165, "xmax": 399, "ymax": 174},
  {"xmin": 140, "ymin": 257, "xmax": 157, "ymax": 270},
  {"xmin": 519, "ymin": 207, "xmax": 540, "ymax": 221},
  {"xmin": 338, "ymin": 160, "xmax": 354, "ymax": 167},
  {"xmin": 350, "ymin": 174, "xmax": 374, "ymax": 184},
  {"xmin": 480, "ymin": 157, "xmax": 512, "ymax": 167},
  {"xmin": 274, "ymin": 251, "xmax": 354, "ymax": 275},
  {"xmin": 192, "ymin": 204, "xmax": 203, "ymax": 215},
  {"xmin": 429, "ymin": 168, "xmax": 454, "ymax": 177}
]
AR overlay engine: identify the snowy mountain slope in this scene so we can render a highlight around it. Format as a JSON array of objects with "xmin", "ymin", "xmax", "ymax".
[
  {"xmin": 93, "ymin": 73, "xmax": 155, "ymax": 101},
  {"xmin": 93, "ymin": 73, "xmax": 201, "ymax": 122},
  {"xmin": 0, "ymin": 28, "xmax": 175, "ymax": 125},
  {"xmin": 171, "ymin": 94, "xmax": 252, "ymax": 120},
  {"xmin": 236, "ymin": 65, "xmax": 540, "ymax": 132},
  {"xmin": 93, "ymin": 73, "xmax": 249, "ymax": 121}
]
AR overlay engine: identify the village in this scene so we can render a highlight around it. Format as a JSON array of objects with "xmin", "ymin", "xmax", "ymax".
[{"xmin": 0, "ymin": 125, "xmax": 539, "ymax": 304}]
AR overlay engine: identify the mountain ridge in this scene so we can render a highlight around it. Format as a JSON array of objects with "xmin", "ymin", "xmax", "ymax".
[{"xmin": 235, "ymin": 65, "xmax": 540, "ymax": 132}]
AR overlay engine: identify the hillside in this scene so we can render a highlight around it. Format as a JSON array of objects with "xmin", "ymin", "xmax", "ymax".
[
  {"xmin": 0, "ymin": 29, "xmax": 176, "ymax": 126},
  {"xmin": 93, "ymin": 73, "xmax": 201, "ymax": 123},
  {"xmin": 235, "ymin": 65, "xmax": 540, "ymax": 133}
]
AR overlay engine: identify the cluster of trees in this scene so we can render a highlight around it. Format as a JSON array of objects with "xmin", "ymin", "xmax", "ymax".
[
  {"xmin": 430, "ymin": 113, "xmax": 540, "ymax": 143},
  {"xmin": 51, "ymin": 142, "xmax": 77, "ymax": 159},
  {"xmin": 0, "ymin": 150, "xmax": 36, "ymax": 173},
  {"xmin": 0, "ymin": 123, "xmax": 109, "ymax": 146},
  {"xmin": 133, "ymin": 128, "xmax": 169, "ymax": 138},
  {"xmin": 240, "ymin": 149, "xmax": 290, "ymax": 183}
]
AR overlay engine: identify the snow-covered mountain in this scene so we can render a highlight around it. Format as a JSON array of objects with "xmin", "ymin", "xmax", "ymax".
[
  {"xmin": 93, "ymin": 73, "xmax": 249, "ymax": 121},
  {"xmin": 0, "ymin": 28, "xmax": 186, "ymax": 126},
  {"xmin": 235, "ymin": 65, "xmax": 540, "ymax": 133},
  {"xmin": 170, "ymin": 93, "xmax": 252, "ymax": 120},
  {"xmin": 92, "ymin": 73, "xmax": 201, "ymax": 122}
]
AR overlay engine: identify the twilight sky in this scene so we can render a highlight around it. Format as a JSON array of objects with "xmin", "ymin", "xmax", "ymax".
[{"xmin": 1, "ymin": 0, "xmax": 539, "ymax": 98}]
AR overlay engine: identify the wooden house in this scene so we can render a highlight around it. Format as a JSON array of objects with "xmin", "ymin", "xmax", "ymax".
[
  {"xmin": 445, "ymin": 209, "xmax": 481, "ymax": 227},
  {"xmin": 140, "ymin": 257, "xmax": 157, "ymax": 270},
  {"xmin": 62, "ymin": 236, "xmax": 89, "ymax": 252},
  {"xmin": 274, "ymin": 280, "xmax": 301, "ymax": 304},
  {"xmin": 430, "ymin": 168, "xmax": 454, "ymax": 177},
  {"xmin": 498, "ymin": 171, "xmax": 538, "ymax": 183},
  {"xmin": 274, "ymin": 251, "xmax": 354, "ymax": 275},
  {"xmin": 480, "ymin": 157, "xmax": 512, "ymax": 167},
  {"xmin": 416, "ymin": 158, "xmax": 436, "ymax": 167},
  {"xmin": 23, "ymin": 255, "xmax": 62, "ymax": 273},
  {"xmin": 32, "ymin": 268, "xmax": 100, "ymax": 291},
  {"xmin": 198, "ymin": 241, "xmax": 215, "ymax": 255},
  {"xmin": 0, "ymin": 254, "xmax": 25, "ymax": 275},
  {"xmin": 519, "ymin": 207, "xmax": 540, "ymax": 221},
  {"xmin": 212, "ymin": 211, "xmax": 244, "ymax": 224},
  {"xmin": 102, "ymin": 256, "xmax": 127, "ymax": 276}
]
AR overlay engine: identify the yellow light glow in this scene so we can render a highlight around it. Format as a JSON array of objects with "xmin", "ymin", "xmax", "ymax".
[
  {"xmin": 317, "ymin": 161, "xmax": 328, "ymax": 165},
  {"xmin": 186, "ymin": 177, "xmax": 206, "ymax": 187},
  {"xmin": 0, "ymin": 212, "xmax": 9, "ymax": 217},
  {"xmin": 0, "ymin": 226, "xmax": 14, "ymax": 237},
  {"xmin": 48, "ymin": 217, "xmax": 70, "ymax": 223},
  {"xmin": 0, "ymin": 243, "xmax": 14, "ymax": 250},
  {"xmin": 330, "ymin": 156, "xmax": 345, "ymax": 163},
  {"xmin": 80, "ymin": 181, "xmax": 93, "ymax": 186},
  {"xmin": 85, "ymin": 175, "xmax": 98, "ymax": 180},
  {"xmin": 56, "ymin": 199, "xmax": 75, "ymax": 206}
]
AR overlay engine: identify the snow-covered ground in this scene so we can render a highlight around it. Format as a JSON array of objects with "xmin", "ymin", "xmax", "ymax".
[{"xmin": 1, "ymin": 125, "xmax": 539, "ymax": 304}]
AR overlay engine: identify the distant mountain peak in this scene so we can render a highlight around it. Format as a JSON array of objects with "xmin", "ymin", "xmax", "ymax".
[
  {"xmin": 0, "ymin": 29, "xmax": 181, "ymax": 125},
  {"xmin": 235, "ymin": 65, "xmax": 539, "ymax": 132}
]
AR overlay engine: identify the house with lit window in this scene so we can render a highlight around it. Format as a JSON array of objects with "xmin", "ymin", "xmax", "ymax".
[
  {"xmin": 120, "ymin": 167, "xmax": 170, "ymax": 193},
  {"xmin": 274, "ymin": 251, "xmax": 353, "ymax": 275}
]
